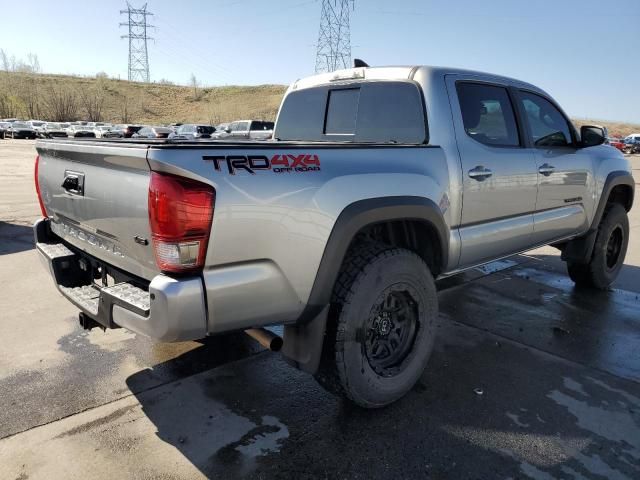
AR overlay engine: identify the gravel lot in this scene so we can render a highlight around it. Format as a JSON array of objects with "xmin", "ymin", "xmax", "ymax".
[{"xmin": 0, "ymin": 139, "xmax": 639, "ymax": 479}]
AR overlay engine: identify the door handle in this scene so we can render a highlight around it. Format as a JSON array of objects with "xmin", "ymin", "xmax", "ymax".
[
  {"xmin": 468, "ymin": 166, "xmax": 493, "ymax": 181},
  {"xmin": 538, "ymin": 163, "xmax": 555, "ymax": 176}
]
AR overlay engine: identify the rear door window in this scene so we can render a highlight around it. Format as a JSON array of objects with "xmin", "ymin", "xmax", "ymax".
[{"xmin": 456, "ymin": 82, "xmax": 520, "ymax": 147}]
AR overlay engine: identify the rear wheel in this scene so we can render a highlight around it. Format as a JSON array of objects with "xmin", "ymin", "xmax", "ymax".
[
  {"xmin": 567, "ymin": 203, "xmax": 629, "ymax": 290},
  {"xmin": 314, "ymin": 244, "xmax": 437, "ymax": 408}
]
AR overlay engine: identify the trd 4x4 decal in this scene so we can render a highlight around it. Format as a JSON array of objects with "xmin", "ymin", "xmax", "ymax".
[{"xmin": 203, "ymin": 154, "xmax": 320, "ymax": 175}]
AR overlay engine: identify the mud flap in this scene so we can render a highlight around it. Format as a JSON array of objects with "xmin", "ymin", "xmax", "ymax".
[
  {"xmin": 281, "ymin": 305, "xmax": 329, "ymax": 374},
  {"xmin": 561, "ymin": 229, "xmax": 598, "ymax": 264}
]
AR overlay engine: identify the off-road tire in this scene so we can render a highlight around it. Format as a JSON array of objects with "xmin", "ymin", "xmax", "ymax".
[
  {"xmin": 314, "ymin": 244, "xmax": 437, "ymax": 408},
  {"xmin": 567, "ymin": 203, "xmax": 629, "ymax": 290}
]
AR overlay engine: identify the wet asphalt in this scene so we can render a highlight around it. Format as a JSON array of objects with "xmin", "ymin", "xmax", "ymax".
[{"xmin": 0, "ymin": 140, "xmax": 639, "ymax": 479}]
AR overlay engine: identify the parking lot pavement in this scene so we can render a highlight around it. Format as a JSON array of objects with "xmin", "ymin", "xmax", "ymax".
[{"xmin": 0, "ymin": 140, "xmax": 639, "ymax": 479}]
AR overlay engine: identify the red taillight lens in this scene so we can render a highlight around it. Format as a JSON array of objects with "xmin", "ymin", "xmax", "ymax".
[
  {"xmin": 148, "ymin": 172, "xmax": 215, "ymax": 274},
  {"xmin": 34, "ymin": 154, "xmax": 48, "ymax": 217}
]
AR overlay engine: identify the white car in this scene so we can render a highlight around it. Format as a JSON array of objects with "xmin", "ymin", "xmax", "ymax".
[
  {"xmin": 27, "ymin": 120, "xmax": 46, "ymax": 136},
  {"xmin": 94, "ymin": 126, "xmax": 112, "ymax": 138},
  {"xmin": 67, "ymin": 125, "xmax": 96, "ymax": 138}
]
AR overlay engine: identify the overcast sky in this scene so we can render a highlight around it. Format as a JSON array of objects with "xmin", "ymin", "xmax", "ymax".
[{"xmin": 1, "ymin": 0, "xmax": 638, "ymax": 123}]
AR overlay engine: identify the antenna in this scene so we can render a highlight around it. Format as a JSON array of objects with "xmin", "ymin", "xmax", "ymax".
[
  {"xmin": 120, "ymin": 2, "xmax": 154, "ymax": 82},
  {"xmin": 315, "ymin": 0, "xmax": 355, "ymax": 73}
]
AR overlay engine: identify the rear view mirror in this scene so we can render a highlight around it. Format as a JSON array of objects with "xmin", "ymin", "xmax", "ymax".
[{"xmin": 581, "ymin": 125, "xmax": 605, "ymax": 147}]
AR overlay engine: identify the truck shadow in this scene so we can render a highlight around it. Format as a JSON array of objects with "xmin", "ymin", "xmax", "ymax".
[
  {"xmin": 125, "ymin": 256, "xmax": 640, "ymax": 478},
  {"xmin": 0, "ymin": 221, "xmax": 34, "ymax": 255}
]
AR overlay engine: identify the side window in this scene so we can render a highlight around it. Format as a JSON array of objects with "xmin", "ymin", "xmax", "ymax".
[
  {"xmin": 239, "ymin": 122, "xmax": 250, "ymax": 132},
  {"xmin": 519, "ymin": 91, "xmax": 573, "ymax": 147},
  {"xmin": 356, "ymin": 82, "xmax": 426, "ymax": 143},
  {"xmin": 456, "ymin": 82, "xmax": 520, "ymax": 147}
]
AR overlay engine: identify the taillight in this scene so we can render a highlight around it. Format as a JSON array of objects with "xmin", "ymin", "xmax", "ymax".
[
  {"xmin": 34, "ymin": 154, "xmax": 48, "ymax": 217},
  {"xmin": 148, "ymin": 172, "xmax": 215, "ymax": 274}
]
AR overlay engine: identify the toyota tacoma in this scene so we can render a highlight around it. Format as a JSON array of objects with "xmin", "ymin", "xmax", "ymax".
[{"xmin": 33, "ymin": 65, "xmax": 634, "ymax": 407}]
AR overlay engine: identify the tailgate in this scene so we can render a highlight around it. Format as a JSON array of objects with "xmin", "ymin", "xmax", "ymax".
[{"xmin": 36, "ymin": 141, "xmax": 158, "ymax": 280}]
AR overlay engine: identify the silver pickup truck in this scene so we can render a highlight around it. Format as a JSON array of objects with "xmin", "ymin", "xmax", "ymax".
[{"xmin": 34, "ymin": 65, "xmax": 634, "ymax": 408}]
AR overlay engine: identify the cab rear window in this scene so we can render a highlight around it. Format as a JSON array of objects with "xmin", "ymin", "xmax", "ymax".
[{"xmin": 275, "ymin": 81, "xmax": 427, "ymax": 144}]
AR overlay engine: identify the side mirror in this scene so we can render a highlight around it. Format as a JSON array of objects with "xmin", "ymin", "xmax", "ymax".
[
  {"xmin": 580, "ymin": 125, "xmax": 605, "ymax": 148},
  {"xmin": 225, "ymin": 128, "xmax": 231, "ymax": 134}
]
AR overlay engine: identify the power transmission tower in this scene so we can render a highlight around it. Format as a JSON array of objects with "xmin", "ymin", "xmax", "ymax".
[
  {"xmin": 120, "ymin": 2, "xmax": 153, "ymax": 82},
  {"xmin": 315, "ymin": 0, "xmax": 355, "ymax": 73}
]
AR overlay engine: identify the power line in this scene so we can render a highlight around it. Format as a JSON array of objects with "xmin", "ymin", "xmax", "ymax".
[
  {"xmin": 315, "ymin": 0, "xmax": 355, "ymax": 73},
  {"xmin": 120, "ymin": 2, "xmax": 154, "ymax": 82}
]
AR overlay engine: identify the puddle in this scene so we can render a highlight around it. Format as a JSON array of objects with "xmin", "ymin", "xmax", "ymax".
[{"xmin": 235, "ymin": 415, "xmax": 289, "ymax": 458}]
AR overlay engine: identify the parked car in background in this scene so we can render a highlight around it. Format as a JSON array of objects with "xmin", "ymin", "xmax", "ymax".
[
  {"xmin": 607, "ymin": 138, "xmax": 626, "ymax": 152},
  {"xmin": 106, "ymin": 124, "xmax": 143, "ymax": 138},
  {"xmin": 214, "ymin": 123, "xmax": 229, "ymax": 135},
  {"xmin": 623, "ymin": 136, "xmax": 640, "ymax": 154},
  {"xmin": 215, "ymin": 120, "xmax": 274, "ymax": 140},
  {"xmin": 132, "ymin": 126, "xmax": 172, "ymax": 139},
  {"xmin": 94, "ymin": 126, "xmax": 113, "ymax": 138},
  {"xmin": 6, "ymin": 122, "xmax": 37, "ymax": 139},
  {"xmin": 27, "ymin": 120, "xmax": 47, "ymax": 137},
  {"xmin": 102, "ymin": 128, "xmax": 122, "ymax": 138},
  {"xmin": 67, "ymin": 125, "xmax": 96, "ymax": 138},
  {"xmin": 0, "ymin": 121, "xmax": 9, "ymax": 139},
  {"xmin": 42, "ymin": 123, "xmax": 68, "ymax": 138},
  {"xmin": 169, "ymin": 124, "xmax": 216, "ymax": 140}
]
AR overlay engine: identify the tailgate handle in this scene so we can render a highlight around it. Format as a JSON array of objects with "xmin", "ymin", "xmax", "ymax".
[{"xmin": 62, "ymin": 171, "xmax": 84, "ymax": 195}]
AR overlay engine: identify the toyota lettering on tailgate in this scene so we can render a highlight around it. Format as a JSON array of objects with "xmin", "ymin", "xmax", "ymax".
[{"xmin": 203, "ymin": 154, "xmax": 320, "ymax": 175}]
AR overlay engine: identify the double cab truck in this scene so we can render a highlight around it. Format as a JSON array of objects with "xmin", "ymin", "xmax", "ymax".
[{"xmin": 34, "ymin": 65, "xmax": 634, "ymax": 408}]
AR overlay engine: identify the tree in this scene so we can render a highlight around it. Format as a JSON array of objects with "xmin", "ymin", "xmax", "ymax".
[
  {"xmin": 26, "ymin": 53, "xmax": 40, "ymax": 73},
  {"xmin": 0, "ymin": 93, "xmax": 24, "ymax": 118},
  {"xmin": 190, "ymin": 73, "xmax": 201, "ymax": 100},
  {"xmin": 20, "ymin": 77, "xmax": 40, "ymax": 118},
  {"xmin": 120, "ymin": 95, "xmax": 131, "ymax": 123},
  {"xmin": 44, "ymin": 85, "xmax": 78, "ymax": 122},
  {"xmin": 0, "ymin": 49, "xmax": 9, "ymax": 71},
  {"xmin": 79, "ymin": 84, "xmax": 106, "ymax": 122}
]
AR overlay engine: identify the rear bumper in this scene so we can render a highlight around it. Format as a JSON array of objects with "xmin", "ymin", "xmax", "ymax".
[{"xmin": 34, "ymin": 218, "xmax": 207, "ymax": 342}]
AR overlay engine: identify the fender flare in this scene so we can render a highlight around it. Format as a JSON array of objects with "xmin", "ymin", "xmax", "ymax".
[
  {"xmin": 282, "ymin": 195, "xmax": 448, "ymax": 374},
  {"xmin": 562, "ymin": 170, "xmax": 634, "ymax": 263}
]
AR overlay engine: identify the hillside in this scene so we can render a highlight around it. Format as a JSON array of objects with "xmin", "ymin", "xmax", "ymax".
[
  {"xmin": 0, "ymin": 71, "xmax": 287, "ymax": 125},
  {"xmin": 0, "ymin": 71, "xmax": 638, "ymax": 137}
]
